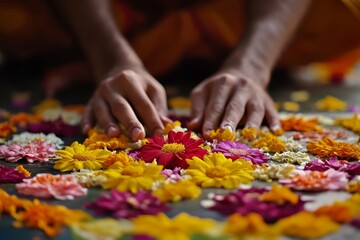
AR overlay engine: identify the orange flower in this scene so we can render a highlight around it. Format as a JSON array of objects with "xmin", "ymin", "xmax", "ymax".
[
  {"xmin": 240, "ymin": 128, "xmax": 257, "ymax": 141},
  {"xmin": 209, "ymin": 128, "xmax": 235, "ymax": 141},
  {"xmin": 15, "ymin": 165, "xmax": 31, "ymax": 177},
  {"xmin": 103, "ymin": 151, "xmax": 133, "ymax": 169},
  {"xmin": 83, "ymin": 128, "xmax": 129, "ymax": 150},
  {"xmin": 280, "ymin": 117, "xmax": 322, "ymax": 132},
  {"xmin": 261, "ymin": 184, "xmax": 299, "ymax": 205},
  {"xmin": 314, "ymin": 204, "xmax": 352, "ymax": 223},
  {"xmin": 9, "ymin": 112, "xmax": 42, "ymax": 126},
  {"xmin": 0, "ymin": 121, "xmax": 16, "ymax": 138},
  {"xmin": 0, "ymin": 189, "xmax": 32, "ymax": 218},
  {"xmin": 252, "ymin": 133, "xmax": 286, "ymax": 153},
  {"xmin": 307, "ymin": 138, "xmax": 360, "ymax": 159}
]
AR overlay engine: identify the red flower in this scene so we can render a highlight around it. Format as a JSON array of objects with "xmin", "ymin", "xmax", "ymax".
[{"xmin": 138, "ymin": 131, "xmax": 207, "ymax": 169}]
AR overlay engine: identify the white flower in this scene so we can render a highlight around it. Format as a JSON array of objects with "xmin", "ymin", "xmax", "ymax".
[{"xmin": 6, "ymin": 132, "xmax": 63, "ymax": 149}]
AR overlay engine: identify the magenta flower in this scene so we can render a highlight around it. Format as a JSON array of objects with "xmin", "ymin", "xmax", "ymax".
[
  {"xmin": 0, "ymin": 165, "xmax": 28, "ymax": 183},
  {"xmin": 0, "ymin": 141, "xmax": 56, "ymax": 163},
  {"xmin": 351, "ymin": 216, "xmax": 360, "ymax": 228},
  {"xmin": 161, "ymin": 167, "xmax": 185, "ymax": 182},
  {"xmin": 16, "ymin": 173, "xmax": 87, "ymax": 200},
  {"xmin": 205, "ymin": 188, "xmax": 305, "ymax": 223},
  {"xmin": 85, "ymin": 189, "xmax": 169, "ymax": 219},
  {"xmin": 212, "ymin": 141, "xmax": 268, "ymax": 165},
  {"xmin": 27, "ymin": 119, "xmax": 80, "ymax": 137}
]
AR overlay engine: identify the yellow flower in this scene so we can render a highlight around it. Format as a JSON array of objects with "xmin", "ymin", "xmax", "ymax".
[
  {"xmin": 209, "ymin": 128, "xmax": 235, "ymax": 141},
  {"xmin": 102, "ymin": 161, "xmax": 164, "ymax": 193},
  {"xmin": 314, "ymin": 204, "xmax": 352, "ymax": 223},
  {"xmin": 152, "ymin": 180, "xmax": 201, "ymax": 202},
  {"xmin": 103, "ymin": 151, "xmax": 133, "ymax": 169},
  {"xmin": 33, "ymin": 98, "xmax": 62, "ymax": 114},
  {"xmin": 163, "ymin": 120, "xmax": 183, "ymax": 134},
  {"xmin": 341, "ymin": 193, "xmax": 360, "ymax": 217},
  {"xmin": 54, "ymin": 141, "xmax": 112, "ymax": 172},
  {"xmin": 282, "ymin": 101, "xmax": 300, "ymax": 112},
  {"xmin": 240, "ymin": 127, "xmax": 257, "ymax": 141},
  {"xmin": 83, "ymin": 128, "xmax": 129, "ymax": 150},
  {"xmin": 260, "ymin": 184, "xmax": 298, "ymax": 205},
  {"xmin": 335, "ymin": 114, "xmax": 360, "ymax": 135},
  {"xmin": 223, "ymin": 213, "xmax": 280, "ymax": 240},
  {"xmin": 186, "ymin": 153, "xmax": 253, "ymax": 189},
  {"xmin": 315, "ymin": 95, "xmax": 347, "ymax": 111},
  {"xmin": 275, "ymin": 211, "xmax": 339, "ymax": 239},
  {"xmin": 252, "ymin": 133, "xmax": 286, "ymax": 153},
  {"xmin": 132, "ymin": 213, "xmax": 216, "ymax": 240},
  {"xmin": 16, "ymin": 165, "xmax": 31, "ymax": 177}
]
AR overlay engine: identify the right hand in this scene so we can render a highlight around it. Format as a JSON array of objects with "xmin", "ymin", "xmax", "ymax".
[{"xmin": 81, "ymin": 68, "xmax": 169, "ymax": 141}]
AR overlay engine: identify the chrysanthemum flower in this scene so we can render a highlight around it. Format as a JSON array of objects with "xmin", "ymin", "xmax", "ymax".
[
  {"xmin": 280, "ymin": 116, "xmax": 322, "ymax": 132},
  {"xmin": 270, "ymin": 151, "xmax": 311, "ymax": 165},
  {"xmin": 0, "ymin": 165, "xmax": 29, "ymax": 183},
  {"xmin": 307, "ymin": 138, "xmax": 360, "ymax": 159},
  {"xmin": 163, "ymin": 120, "xmax": 184, "ymax": 134},
  {"xmin": 54, "ymin": 141, "xmax": 112, "ymax": 172},
  {"xmin": 83, "ymin": 128, "xmax": 129, "ymax": 150},
  {"xmin": 102, "ymin": 151, "xmax": 133, "ymax": 169},
  {"xmin": 213, "ymin": 141, "xmax": 268, "ymax": 165},
  {"xmin": 16, "ymin": 173, "xmax": 87, "ymax": 200},
  {"xmin": 304, "ymin": 156, "xmax": 355, "ymax": 176},
  {"xmin": 314, "ymin": 204, "xmax": 352, "ymax": 223},
  {"xmin": 253, "ymin": 163, "xmax": 295, "ymax": 182},
  {"xmin": 71, "ymin": 169, "xmax": 107, "ymax": 187},
  {"xmin": 240, "ymin": 127, "xmax": 257, "ymax": 141},
  {"xmin": 6, "ymin": 132, "xmax": 63, "ymax": 149},
  {"xmin": 138, "ymin": 131, "xmax": 207, "ymax": 169},
  {"xmin": 102, "ymin": 160, "xmax": 164, "ymax": 193},
  {"xmin": 209, "ymin": 128, "xmax": 235, "ymax": 141},
  {"xmin": 279, "ymin": 169, "xmax": 348, "ymax": 191},
  {"xmin": 0, "ymin": 121, "xmax": 16, "ymax": 138},
  {"xmin": 252, "ymin": 133, "xmax": 286, "ymax": 153},
  {"xmin": 292, "ymin": 129, "xmax": 348, "ymax": 142},
  {"xmin": 160, "ymin": 167, "xmax": 189, "ymax": 183},
  {"xmin": 152, "ymin": 180, "xmax": 201, "ymax": 202},
  {"xmin": 132, "ymin": 213, "xmax": 216, "ymax": 240},
  {"xmin": 186, "ymin": 153, "xmax": 254, "ymax": 189},
  {"xmin": 8, "ymin": 112, "xmax": 42, "ymax": 126},
  {"xmin": 335, "ymin": 114, "xmax": 360, "ymax": 135}
]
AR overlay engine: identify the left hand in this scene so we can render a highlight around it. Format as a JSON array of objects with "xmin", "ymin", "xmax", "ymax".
[{"xmin": 187, "ymin": 68, "xmax": 280, "ymax": 138}]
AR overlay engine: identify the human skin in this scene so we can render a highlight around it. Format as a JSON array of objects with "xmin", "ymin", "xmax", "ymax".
[{"xmin": 49, "ymin": 0, "xmax": 311, "ymax": 140}]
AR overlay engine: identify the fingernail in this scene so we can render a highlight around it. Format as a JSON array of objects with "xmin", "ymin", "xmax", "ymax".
[
  {"xmin": 271, "ymin": 125, "xmax": 281, "ymax": 131},
  {"xmin": 82, "ymin": 124, "xmax": 90, "ymax": 134},
  {"xmin": 107, "ymin": 126, "xmax": 117, "ymax": 137},
  {"xmin": 132, "ymin": 127, "xmax": 143, "ymax": 140},
  {"xmin": 222, "ymin": 124, "xmax": 234, "ymax": 132},
  {"xmin": 204, "ymin": 129, "xmax": 211, "ymax": 137}
]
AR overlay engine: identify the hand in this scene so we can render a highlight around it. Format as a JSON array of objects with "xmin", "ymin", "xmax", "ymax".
[
  {"xmin": 187, "ymin": 68, "xmax": 280, "ymax": 138},
  {"xmin": 81, "ymin": 68, "xmax": 168, "ymax": 141}
]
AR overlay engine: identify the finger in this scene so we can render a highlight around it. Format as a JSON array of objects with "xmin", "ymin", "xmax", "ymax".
[
  {"xmin": 187, "ymin": 86, "xmax": 207, "ymax": 130},
  {"xmin": 264, "ymin": 98, "xmax": 281, "ymax": 131},
  {"xmin": 220, "ymin": 94, "xmax": 247, "ymax": 132},
  {"xmin": 147, "ymin": 82, "xmax": 168, "ymax": 118},
  {"xmin": 202, "ymin": 83, "xmax": 232, "ymax": 136},
  {"xmin": 244, "ymin": 99, "xmax": 265, "ymax": 129},
  {"xmin": 81, "ymin": 101, "xmax": 95, "ymax": 134},
  {"xmin": 92, "ymin": 98, "xmax": 121, "ymax": 137}
]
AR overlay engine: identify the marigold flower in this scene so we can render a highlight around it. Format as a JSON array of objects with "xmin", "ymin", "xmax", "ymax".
[
  {"xmin": 54, "ymin": 141, "xmax": 112, "ymax": 172},
  {"xmin": 186, "ymin": 153, "xmax": 254, "ymax": 189},
  {"xmin": 252, "ymin": 133, "xmax": 286, "ymax": 153},
  {"xmin": 261, "ymin": 184, "xmax": 299, "ymax": 205},
  {"xmin": 83, "ymin": 128, "xmax": 129, "ymax": 150},
  {"xmin": 132, "ymin": 213, "xmax": 216, "ymax": 240},
  {"xmin": 16, "ymin": 173, "xmax": 87, "ymax": 200},
  {"xmin": 280, "ymin": 116, "xmax": 322, "ymax": 132},
  {"xmin": 163, "ymin": 120, "xmax": 183, "ymax": 134},
  {"xmin": 315, "ymin": 95, "xmax": 347, "ymax": 111},
  {"xmin": 275, "ymin": 211, "xmax": 339, "ymax": 239},
  {"xmin": 152, "ymin": 180, "xmax": 201, "ymax": 202},
  {"xmin": 0, "ymin": 189, "xmax": 32, "ymax": 217},
  {"xmin": 335, "ymin": 114, "xmax": 360, "ymax": 135},
  {"xmin": 8, "ymin": 112, "xmax": 42, "ymax": 126},
  {"xmin": 307, "ymin": 138, "xmax": 360, "ymax": 159},
  {"xmin": 102, "ymin": 160, "xmax": 164, "ymax": 193},
  {"xmin": 102, "ymin": 151, "xmax": 132, "ymax": 169},
  {"xmin": 33, "ymin": 98, "xmax": 62, "ymax": 114},
  {"xmin": 314, "ymin": 204, "xmax": 352, "ymax": 223},
  {"xmin": 0, "ymin": 121, "xmax": 16, "ymax": 138},
  {"xmin": 209, "ymin": 128, "xmax": 235, "ymax": 141},
  {"xmin": 282, "ymin": 101, "xmax": 300, "ymax": 112},
  {"xmin": 240, "ymin": 127, "xmax": 257, "ymax": 141},
  {"xmin": 138, "ymin": 131, "xmax": 207, "ymax": 169}
]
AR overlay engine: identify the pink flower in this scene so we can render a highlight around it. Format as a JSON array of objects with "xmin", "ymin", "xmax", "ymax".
[
  {"xmin": 279, "ymin": 169, "xmax": 348, "ymax": 191},
  {"xmin": 160, "ymin": 167, "xmax": 186, "ymax": 182},
  {"xmin": 0, "ymin": 141, "xmax": 56, "ymax": 163},
  {"xmin": 27, "ymin": 119, "xmax": 80, "ymax": 137},
  {"xmin": 16, "ymin": 173, "xmax": 87, "ymax": 200},
  {"xmin": 85, "ymin": 189, "xmax": 169, "ymax": 219},
  {"xmin": 212, "ymin": 141, "xmax": 268, "ymax": 165},
  {"xmin": 0, "ymin": 165, "xmax": 28, "ymax": 183}
]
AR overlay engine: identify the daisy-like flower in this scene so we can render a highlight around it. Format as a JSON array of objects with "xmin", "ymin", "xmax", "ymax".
[
  {"xmin": 253, "ymin": 163, "xmax": 295, "ymax": 182},
  {"xmin": 85, "ymin": 189, "xmax": 169, "ymax": 219},
  {"xmin": 307, "ymin": 138, "xmax": 360, "ymax": 159},
  {"xmin": 6, "ymin": 132, "xmax": 63, "ymax": 149},
  {"xmin": 102, "ymin": 160, "xmax": 165, "ymax": 193},
  {"xmin": 152, "ymin": 180, "xmax": 201, "ymax": 202},
  {"xmin": 138, "ymin": 131, "xmax": 207, "ymax": 169},
  {"xmin": 252, "ymin": 133, "xmax": 286, "ymax": 153},
  {"xmin": 132, "ymin": 213, "xmax": 216, "ymax": 240},
  {"xmin": 213, "ymin": 141, "xmax": 268, "ymax": 165},
  {"xmin": 54, "ymin": 141, "xmax": 112, "ymax": 172},
  {"xmin": 83, "ymin": 128, "xmax": 129, "ymax": 150},
  {"xmin": 270, "ymin": 151, "xmax": 311, "ymax": 165},
  {"xmin": 0, "ymin": 141, "xmax": 56, "ymax": 163},
  {"xmin": 279, "ymin": 169, "xmax": 348, "ymax": 191},
  {"xmin": 16, "ymin": 173, "xmax": 87, "ymax": 200},
  {"xmin": 186, "ymin": 153, "xmax": 254, "ymax": 189},
  {"xmin": 0, "ymin": 165, "xmax": 29, "ymax": 183}
]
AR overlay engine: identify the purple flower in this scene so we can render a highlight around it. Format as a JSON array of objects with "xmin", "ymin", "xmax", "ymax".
[
  {"xmin": 206, "ymin": 188, "xmax": 305, "ymax": 223},
  {"xmin": 85, "ymin": 189, "xmax": 170, "ymax": 219},
  {"xmin": 27, "ymin": 119, "xmax": 80, "ymax": 137},
  {"xmin": 351, "ymin": 216, "xmax": 360, "ymax": 228},
  {"xmin": 0, "ymin": 165, "xmax": 28, "ymax": 183},
  {"xmin": 161, "ymin": 167, "xmax": 184, "ymax": 182},
  {"xmin": 213, "ymin": 141, "xmax": 268, "ymax": 165}
]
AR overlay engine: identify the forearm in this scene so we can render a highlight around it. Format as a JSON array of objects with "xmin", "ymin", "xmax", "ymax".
[
  {"xmin": 222, "ymin": 0, "xmax": 311, "ymax": 86},
  {"xmin": 48, "ymin": 0, "xmax": 142, "ymax": 79}
]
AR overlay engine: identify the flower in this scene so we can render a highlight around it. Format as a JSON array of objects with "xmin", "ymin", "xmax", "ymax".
[
  {"xmin": 260, "ymin": 184, "xmax": 299, "ymax": 205},
  {"xmin": 160, "ymin": 167, "xmax": 188, "ymax": 183},
  {"xmin": 16, "ymin": 173, "xmax": 87, "ymax": 200},
  {"xmin": 0, "ymin": 141, "xmax": 56, "ymax": 163},
  {"xmin": 0, "ymin": 188, "xmax": 32, "ymax": 218},
  {"xmin": 152, "ymin": 180, "xmax": 201, "ymax": 202},
  {"xmin": 282, "ymin": 101, "xmax": 300, "ymax": 112},
  {"xmin": 314, "ymin": 204, "xmax": 352, "ymax": 223},
  {"xmin": 0, "ymin": 121, "xmax": 16, "ymax": 138},
  {"xmin": 71, "ymin": 169, "xmax": 107, "ymax": 187},
  {"xmin": 279, "ymin": 169, "xmax": 348, "ymax": 191},
  {"xmin": 280, "ymin": 116, "xmax": 322, "ymax": 132},
  {"xmin": 0, "ymin": 165, "xmax": 29, "ymax": 183},
  {"xmin": 132, "ymin": 213, "xmax": 216, "ymax": 240},
  {"xmin": 213, "ymin": 141, "xmax": 268, "ymax": 165},
  {"xmin": 292, "ymin": 129, "xmax": 348, "ymax": 142},
  {"xmin": 315, "ymin": 95, "xmax": 347, "ymax": 111},
  {"xmin": 204, "ymin": 186, "xmax": 305, "ymax": 223},
  {"xmin": 103, "ymin": 151, "xmax": 133, "ymax": 169},
  {"xmin": 6, "ymin": 132, "xmax": 63, "ymax": 149},
  {"xmin": 16, "ymin": 165, "xmax": 30, "ymax": 177},
  {"xmin": 253, "ymin": 163, "xmax": 295, "ymax": 182},
  {"xmin": 252, "ymin": 133, "xmax": 286, "ymax": 153},
  {"xmin": 186, "ymin": 153, "xmax": 254, "ymax": 189},
  {"xmin": 209, "ymin": 128, "xmax": 235, "ymax": 141},
  {"xmin": 307, "ymin": 138, "xmax": 360, "ymax": 159},
  {"xmin": 240, "ymin": 128, "xmax": 257, "ymax": 141},
  {"xmin": 102, "ymin": 160, "xmax": 164, "ymax": 193},
  {"xmin": 8, "ymin": 112, "xmax": 41, "ymax": 126},
  {"xmin": 275, "ymin": 211, "xmax": 339, "ymax": 238},
  {"xmin": 27, "ymin": 120, "xmax": 80, "ymax": 137},
  {"xmin": 163, "ymin": 120, "xmax": 184, "ymax": 134},
  {"xmin": 279, "ymin": 136, "xmax": 305, "ymax": 152},
  {"xmin": 350, "ymin": 216, "xmax": 360, "ymax": 229},
  {"xmin": 54, "ymin": 141, "xmax": 112, "ymax": 172},
  {"xmin": 270, "ymin": 151, "xmax": 311, "ymax": 165},
  {"xmin": 33, "ymin": 98, "xmax": 62, "ymax": 114},
  {"xmin": 335, "ymin": 114, "xmax": 360, "ymax": 135},
  {"xmin": 85, "ymin": 189, "xmax": 169, "ymax": 219},
  {"xmin": 138, "ymin": 131, "xmax": 207, "ymax": 169},
  {"xmin": 83, "ymin": 128, "xmax": 129, "ymax": 150}
]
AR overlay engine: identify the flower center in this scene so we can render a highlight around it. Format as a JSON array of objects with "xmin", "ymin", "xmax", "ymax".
[
  {"xmin": 228, "ymin": 148, "xmax": 248, "ymax": 156},
  {"xmin": 73, "ymin": 153, "xmax": 96, "ymax": 161},
  {"xmin": 161, "ymin": 143, "xmax": 185, "ymax": 153},
  {"xmin": 206, "ymin": 166, "xmax": 231, "ymax": 178},
  {"xmin": 122, "ymin": 165, "xmax": 144, "ymax": 177}
]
